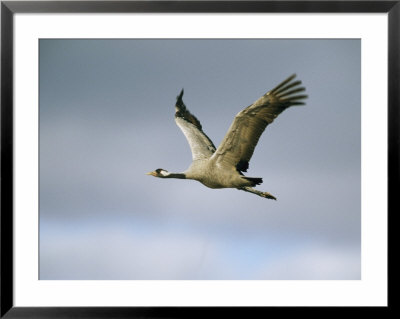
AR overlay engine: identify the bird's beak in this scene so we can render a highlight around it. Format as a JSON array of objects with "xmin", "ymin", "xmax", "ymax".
[{"xmin": 146, "ymin": 171, "xmax": 156, "ymax": 176}]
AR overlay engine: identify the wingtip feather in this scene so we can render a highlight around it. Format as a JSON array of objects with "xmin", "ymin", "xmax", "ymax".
[
  {"xmin": 269, "ymin": 74, "xmax": 307, "ymax": 106},
  {"xmin": 270, "ymin": 74, "xmax": 297, "ymax": 94},
  {"xmin": 177, "ymin": 88, "xmax": 184, "ymax": 101}
]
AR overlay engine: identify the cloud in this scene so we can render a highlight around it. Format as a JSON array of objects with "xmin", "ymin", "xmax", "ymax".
[
  {"xmin": 40, "ymin": 218, "xmax": 360, "ymax": 280},
  {"xmin": 40, "ymin": 220, "xmax": 227, "ymax": 280},
  {"xmin": 255, "ymin": 243, "xmax": 361, "ymax": 280}
]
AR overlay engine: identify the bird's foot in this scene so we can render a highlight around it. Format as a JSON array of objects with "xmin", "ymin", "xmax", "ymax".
[{"xmin": 260, "ymin": 192, "xmax": 277, "ymax": 200}]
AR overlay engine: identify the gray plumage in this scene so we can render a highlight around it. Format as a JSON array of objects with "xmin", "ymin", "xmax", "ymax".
[{"xmin": 147, "ymin": 74, "xmax": 307, "ymax": 200}]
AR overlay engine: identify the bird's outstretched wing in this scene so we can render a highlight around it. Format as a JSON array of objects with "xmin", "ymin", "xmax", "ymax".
[
  {"xmin": 175, "ymin": 89, "xmax": 216, "ymax": 161},
  {"xmin": 211, "ymin": 74, "xmax": 307, "ymax": 173}
]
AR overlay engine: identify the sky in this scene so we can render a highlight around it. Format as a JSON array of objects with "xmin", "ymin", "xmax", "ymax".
[{"xmin": 39, "ymin": 39, "xmax": 361, "ymax": 280}]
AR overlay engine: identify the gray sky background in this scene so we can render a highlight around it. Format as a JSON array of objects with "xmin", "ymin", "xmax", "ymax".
[{"xmin": 39, "ymin": 39, "xmax": 360, "ymax": 279}]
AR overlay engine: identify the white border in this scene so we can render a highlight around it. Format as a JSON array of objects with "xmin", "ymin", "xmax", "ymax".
[{"xmin": 14, "ymin": 13, "xmax": 388, "ymax": 307}]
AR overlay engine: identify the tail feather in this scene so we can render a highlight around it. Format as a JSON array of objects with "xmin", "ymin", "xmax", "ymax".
[{"xmin": 244, "ymin": 177, "xmax": 263, "ymax": 186}]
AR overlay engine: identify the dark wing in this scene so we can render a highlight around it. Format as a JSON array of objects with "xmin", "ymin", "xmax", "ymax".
[
  {"xmin": 211, "ymin": 74, "xmax": 307, "ymax": 173},
  {"xmin": 174, "ymin": 89, "xmax": 216, "ymax": 161}
]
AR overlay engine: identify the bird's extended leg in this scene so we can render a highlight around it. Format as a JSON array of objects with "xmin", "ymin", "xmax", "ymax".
[{"xmin": 239, "ymin": 187, "xmax": 277, "ymax": 200}]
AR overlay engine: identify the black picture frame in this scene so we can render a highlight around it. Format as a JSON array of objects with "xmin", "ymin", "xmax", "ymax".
[{"xmin": 1, "ymin": 1, "xmax": 396, "ymax": 317}]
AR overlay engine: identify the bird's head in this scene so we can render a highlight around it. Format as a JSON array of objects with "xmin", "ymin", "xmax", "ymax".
[{"xmin": 146, "ymin": 168, "xmax": 169, "ymax": 178}]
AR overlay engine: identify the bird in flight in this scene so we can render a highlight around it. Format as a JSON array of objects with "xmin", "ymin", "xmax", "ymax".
[{"xmin": 147, "ymin": 74, "xmax": 307, "ymax": 200}]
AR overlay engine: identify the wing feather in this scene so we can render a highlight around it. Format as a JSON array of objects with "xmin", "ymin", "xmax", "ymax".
[
  {"xmin": 174, "ymin": 89, "xmax": 216, "ymax": 161},
  {"xmin": 211, "ymin": 74, "xmax": 307, "ymax": 172}
]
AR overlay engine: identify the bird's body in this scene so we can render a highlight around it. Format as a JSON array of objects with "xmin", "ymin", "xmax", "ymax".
[
  {"xmin": 147, "ymin": 74, "xmax": 307, "ymax": 199},
  {"xmin": 184, "ymin": 159, "xmax": 255, "ymax": 189}
]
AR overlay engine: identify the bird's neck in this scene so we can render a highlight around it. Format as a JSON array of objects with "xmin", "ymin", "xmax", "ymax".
[{"xmin": 165, "ymin": 172, "xmax": 186, "ymax": 179}]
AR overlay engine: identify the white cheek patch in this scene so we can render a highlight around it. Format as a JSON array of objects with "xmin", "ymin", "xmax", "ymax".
[{"xmin": 160, "ymin": 170, "xmax": 169, "ymax": 177}]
